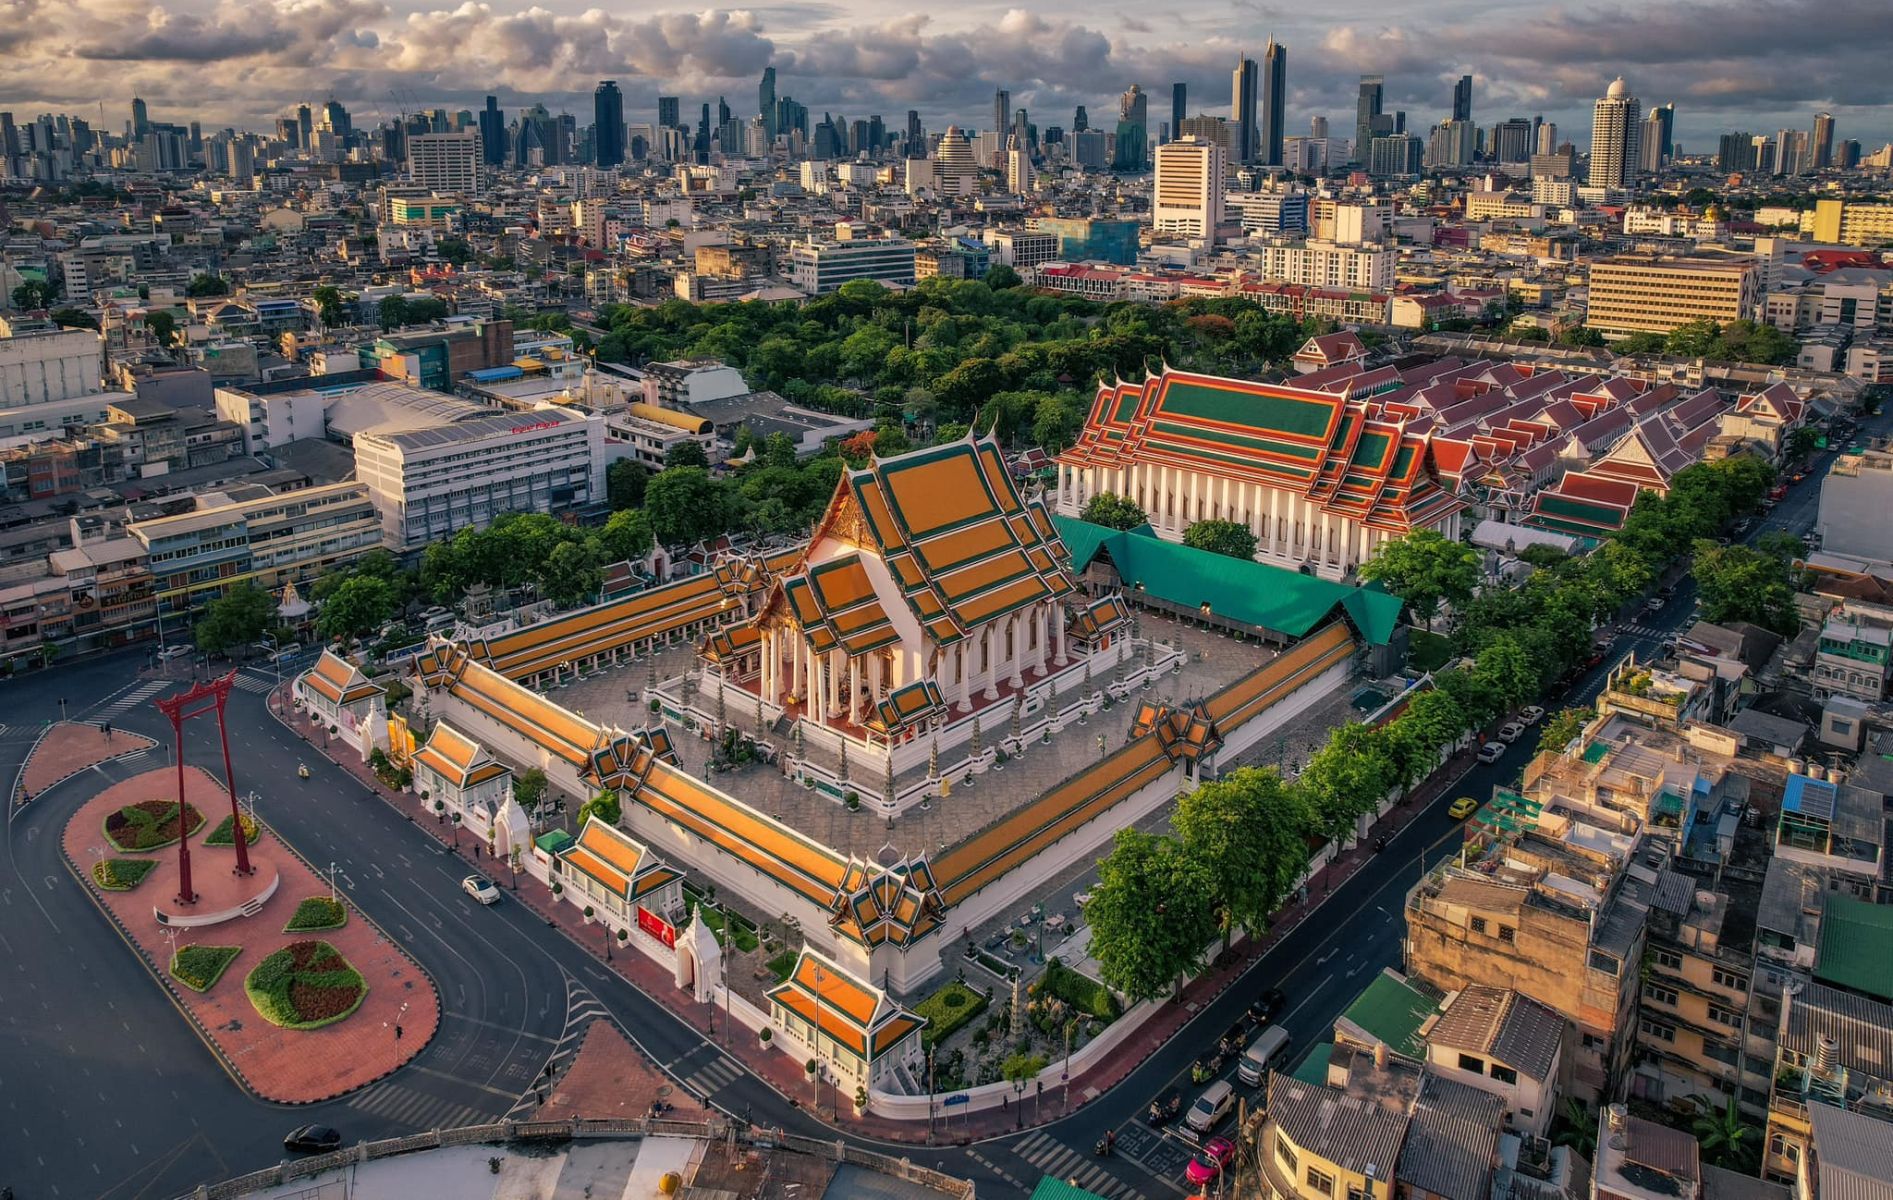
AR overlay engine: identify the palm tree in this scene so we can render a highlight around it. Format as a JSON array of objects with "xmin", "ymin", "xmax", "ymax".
[
  {"xmin": 1551, "ymin": 1097, "xmax": 1597, "ymax": 1158},
  {"xmin": 1691, "ymin": 1095, "xmax": 1761, "ymax": 1173}
]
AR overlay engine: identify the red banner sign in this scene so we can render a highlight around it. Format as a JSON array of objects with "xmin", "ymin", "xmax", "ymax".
[
  {"xmin": 511, "ymin": 419, "xmax": 559, "ymax": 435},
  {"xmin": 637, "ymin": 906, "xmax": 676, "ymax": 948}
]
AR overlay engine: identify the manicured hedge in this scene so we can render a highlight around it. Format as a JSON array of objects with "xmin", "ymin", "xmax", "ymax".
[
  {"xmin": 1038, "ymin": 959, "xmax": 1121, "ymax": 1023},
  {"xmin": 93, "ymin": 857, "xmax": 158, "ymax": 891},
  {"xmin": 915, "ymin": 980, "xmax": 990, "ymax": 1049},
  {"xmin": 284, "ymin": 896, "xmax": 347, "ymax": 932},
  {"xmin": 244, "ymin": 940, "xmax": 367, "ymax": 1029},
  {"xmin": 204, "ymin": 813, "xmax": 262, "ymax": 847},
  {"xmin": 104, "ymin": 800, "xmax": 203, "ymax": 851},
  {"xmin": 171, "ymin": 945, "xmax": 241, "ymax": 992}
]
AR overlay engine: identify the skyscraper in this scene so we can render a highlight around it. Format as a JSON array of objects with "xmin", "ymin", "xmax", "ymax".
[
  {"xmin": 994, "ymin": 89, "xmax": 1010, "ymax": 140},
  {"xmin": 905, "ymin": 111, "xmax": 923, "ymax": 152},
  {"xmin": 1073, "ymin": 106, "xmax": 1088, "ymax": 133},
  {"xmin": 478, "ymin": 96, "xmax": 506, "ymax": 166},
  {"xmin": 1260, "ymin": 38, "xmax": 1287, "ymax": 166},
  {"xmin": 131, "ymin": 97, "xmax": 148, "ymax": 138},
  {"xmin": 759, "ymin": 67, "xmax": 777, "ymax": 140},
  {"xmin": 1716, "ymin": 131, "xmax": 1755, "ymax": 173},
  {"xmin": 1172, "ymin": 83, "xmax": 1187, "ymax": 145},
  {"xmin": 1638, "ymin": 103, "xmax": 1672, "ymax": 173},
  {"xmin": 1588, "ymin": 76, "xmax": 1640, "ymax": 188},
  {"xmin": 1492, "ymin": 117, "xmax": 1533, "ymax": 163},
  {"xmin": 1006, "ymin": 134, "xmax": 1033, "ymax": 194},
  {"xmin": 1452, "ymin": 75, "xmax": 1473, "ymax": 124},
  {"xmin": 1114, "ymin": 85, "xmax": 1148, "ymax": 171},
  {"xmin": 1153, "ymin": 136, "xmax": 1227, "ymax": 239},
  {"xmin": 1536, "ymin": 119, "xmax": 1557, "ymax": 156},
  {"xmin": 1353, "ymin": 75, "xmax": 1384, "ymax": 165},
  {"xmin": 323, "ymin": 99, "xmax": 351, "ymax": 138},
  {"xmin": 1231, "ymin": 55, "xmax": 1258, "ymax": 163},
  {"xmin": 1311, "ymin": 116, "xmax": 1328, "ymax": 139},
  {"xmin": 593, "ymin": 81, "xmax": 625, "ymax": 167},
  {"xmin": 658, "ymin": 96, "xmax": 680, "ymax": 131},
  {"xmin": 1812, "ymin": 111, "xmax": 1836, "ymax": 169},
  {"xmin": 297, "ymin": 103, "xmax": 313, "ymax": 145}
]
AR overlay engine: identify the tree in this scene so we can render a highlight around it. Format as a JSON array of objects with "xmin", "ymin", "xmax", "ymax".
[
  {"xmin": 1538, "ymin": 708, "xmax": 1589, "ymax": 756},
  {"xmin": 1693, "ymin": 539, "xmax": 1798, "ymax": 634},
  {"xmin": 597, "ymin": 508, "xmax": 655, "ymax": 564},
  {"xmin": 1386, "ymin": 689, "xmax": 1468, "ymax": 783},
  {"xmin": 143, "ymin": 310, "xmax": 179, "ymax": 347},
  {"xmin": 49, "ymin": 307, "xmax": 97, "ymax": 330},
  {"xmin": 1787, "ymin": 425, "xmax": 1822, "ymax": 460},
  {"xmin": 536, "ymin": 539, "xmax": 603, "ymax": 609},
  {"xmin": 513, "ymin": 768, "xmax": 549, "ymax": 816},
  {"xmin": 985, "ymin": 264, "xmax": 1022, "ymax": 290},
  {"xmin": 1080, "ymin": 492, "xmax": 1147, "ymax": 531},
  {"xmin": 643, "ymin": 466, "xmax": 728, "ymax": 546},
  {"xmin": 1473, "ymin": 634, "xmax": 1540, "ymax": 710},
  {"xmin": 1690, "ymin": 1095, "xmax": 1760, "ymax": 1173},
  {"xmin": 606, "ymin": 459, "xmax": 648, "ymax": 510},
  {"xmin": 186, "ymin": 273, "xmax": 230, "ymax": 297},
  {"xmin": 1182, "ymin": 519, "xmax": 1259, "ymax": 561},
  {"xmin": 10, "ymin": 279, "xmax": 54, "ymax": 310},
  {"xmin": 576, "ymin": 788, "xmax": 621, "ymax": 830},
  {"xmin": 1357, "ymin": 530, "xmax": 1481, "ymax": 631},
  {"xmin": 436, "ymin": 238, "xmax": 473, "ymax": 266},
  {"xmin": 378, "ymin": 295, "xmax": 411, "ymax": 330},
  {"xmin": 1086, "ymin": 830, "xmax": 1219, "ymax": 1003},
  {"xmin": 1616, "ymin": 331, "xmax": 1668, "ymax": 356},
  {"xmin": 664, "ymin": 439, "xmax": 709, "ymax": 469},
  {"xmin": 1298, "ymin": 722, "xmax": 1396, "ymax": 842},
  {"xmin": 1173, "ymin": 768, "xmax": 1312, "ymax": 951},
  {"xmin": 311, "ymin": 285, "xmax": 346, "ymax": 328},
  {"xmin": 315, "ymin": 576, "xmax": 396, "ymax": 643},
  {"xmin": 194, "ymin": 583, "xmax": 277, "ymax": 655}
]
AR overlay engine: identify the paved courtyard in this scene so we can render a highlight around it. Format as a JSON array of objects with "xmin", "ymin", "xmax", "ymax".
[{"xmin": 554, "ymin": 612, "xmax": 1278, "ymax": 861}]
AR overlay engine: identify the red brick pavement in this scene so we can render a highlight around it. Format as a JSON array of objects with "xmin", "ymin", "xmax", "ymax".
[
  {"xmin": 20, "ymin": 721, "xmax": 157, "ymax": 800},
  {"xmin": 63, "ymin": 763, "xmax": 440, "ymax": 1103},
  {"xmin": 532, "ymin": 1018, "xmax": 713, "ymax": 1122},
  {"xmin": 274, "ymin": 681, "xmax": 1472, "ymax": 1142}
]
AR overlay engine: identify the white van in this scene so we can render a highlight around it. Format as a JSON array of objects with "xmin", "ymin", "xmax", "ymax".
[
  {"xmin": 1185, "ymin": 1079, "xmax": 1234, "ymax": 1136},
  {"xmin": 1238, "ymin": 1025, "xmax": 1294, "ymax": 1086}
]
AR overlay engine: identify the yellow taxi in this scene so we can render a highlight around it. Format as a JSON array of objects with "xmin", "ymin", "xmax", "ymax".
[{"xmin": 1448, "ymin": 796, "xmax": 1478, "ymax": 820}]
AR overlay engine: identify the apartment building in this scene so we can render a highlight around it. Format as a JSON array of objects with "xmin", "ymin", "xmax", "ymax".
[
  {"xmin": 787, "ymin": 236, "xmax": 916, "ymax": 294},
  {"xmin": 1240, "ymin": 238, "xmax": 1397, "ymax": 292},
  {"xmin": 1152, "ymin": 136, "xmax": 1227, "ymax": 239},
  {"xmin": 1810, "ymin": 199, "xmax": 1893, "ymax": 249},
  {"xmin": 1586, "ymin": 255, "xmax": 1761, "ymax": 336}
]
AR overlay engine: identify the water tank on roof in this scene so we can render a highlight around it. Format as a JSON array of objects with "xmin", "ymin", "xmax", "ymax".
[
  {"xmin": 1808, "ymin": 763, "xmax": 1826, "ymax": 782},
  {"xmin": 1787, "ymin": 758, "xmax": 1805, "ymax": 775}
]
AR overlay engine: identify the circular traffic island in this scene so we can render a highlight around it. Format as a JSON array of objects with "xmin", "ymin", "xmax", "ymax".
[
  {"xmin": 244, "ymin": 939, "xmax": 368, "ymax": 1030},
  {"xmin": 103, "ymin": 799, "xmax": 204, "ymax": 852}
]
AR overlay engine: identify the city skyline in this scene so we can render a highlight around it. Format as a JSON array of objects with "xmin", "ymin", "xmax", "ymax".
[{"xmin": 9, "ymin": 0, "xmax": 1891, "ymax": 151}]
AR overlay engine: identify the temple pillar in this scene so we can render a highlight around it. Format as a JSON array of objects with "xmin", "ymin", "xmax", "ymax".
[
  {"xmin": 982, "ymin": 627, "xmax": 1000, "ymax": 700},
  {"xmin": 846, "ymin": 657, "xmax": 860, "ymax": 724},
  {"xmin": 1053, "ymin": 608, "xmax": 1069, "ymax": 667},
  {"xmin": 955, "ymin": 644, "xmax": 973, "ymax": 713},
  {"xmin": 1034, "ymin": 603, "xmax": 1050, "ymax": 675},
  {"xmin": 1008, "ymin": 616, "xmax": 1025, "ymax": 689}
]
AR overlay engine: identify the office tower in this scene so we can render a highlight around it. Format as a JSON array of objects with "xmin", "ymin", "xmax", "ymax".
[
  {"xmin": 1840, "ymin": 139, "xmax": 1861, "ymax": 170},
  {"xmin": 934, "ymin": 126, "xmax": 978, "ymax": 195},
  {"xmin": 323, "ymin": 99, "xmax": 351, "ymax": 138},
  {"xmin": 1261, "ymin": 38, "xmax": 1287, "ymax": 166},
  {"xmin": 759, "ymin": 67, "xmax": 777, "ymax": 139},
  {"xmin": 1812, "ymin": 112, "xmax": 1836, "ymax": 169},
  {"xmin": 229, "ymin": 137, "xmax": 254, "ymax": 183},
  {"xmin": 1588, "ymin": 76, "xmax": 1640, "ymax": 188},
  {"xmin": 848, "ymin": 118, "xmax": 869, "ymax": 156},
  {"xmin": 657, "ymin": 96, "xmax": 680, "ymax": 131},
  {"xmin": 1452, "ymin": 74, "xmax": 1473, "ymax": 123},
  {"xmin": 695, "ymin": 103, "xmax": 710, "ymax": 161},
  {"xmin": 1171, "ymin": 83, "xmax": 1186, "ymax": 145},
  {"xmin": 812, "ymin": 113, "xmax": 841, "ymax": 159},
  {"xmin": 478, "ymin": 96, "xmax": 506, "ymax": 166},
  {"xmin": 1114, "ymin": 84, "xmax": 1148, "ymax": 170},
  {"xmin": 1777, "ymin": 129, "xmax": 1809, "ymax": 176},
  {"xmin": 1491, "ymin": 116, "xmax": 1532, "ymax": 163},
  {"xmin": 593, "ymin": 80, "xmax": 625, "ymax": 168},
  {"xmin": 0, "ymin": 113, "xmax": 15, "ymax": 178},
  {"xmin": 1153, "ymin": 136, "xmax": 1227, "ymax": 238},
  {"xmin": 1639, "ymin": 103, "xmax": 1672, "ymax": 173},
  {"xmin": 1006, "ymin": 135, "xmax": 1033, "ymax": 194},
  {"xmin": 1353, "ymin": 75, "xmax": 1384, "ymax": 164},
  {"xmin": 1369, "ymin": 131, "xmax": 1423, "ymax": 177},
  {"xmin": 905, "ymin": 111, "xmax": 923, "ymax": 151},
  {"xmin": 1231, "ymin": 55, "xmax": 1258, "ymax": 163},
  {"xmin": 716, "ymin": 97, "xmax": 731, "ymax": 130},
  {"xmin": 1072, "ymin": 129, "xmax": 1107, "ymax": 170},
  {"xmin": 1073, "ymin": 105, "xmax": 1088, "ymax": 133},
  {"xmin": 1311, "ymin": 116, "xmax": 1328, "ymax": 139},
  {"xmin": 297, "ymin": 103, "xmax": 313, "ymax": 145},
  {"xmin": 1426, "ymin": 119, "xmax": 1476, "ymax": 168},
  {"xmin": 1536, "ymin": 120, "xmax": 1557, "ymax": 156},
  {"xmin": 131, "ymin": 97, "xmax": 149, "ymax": 138},
  {"xmin": 994, "ymin": 89, "xmax": 1010, "ymax": 140},
  {"xmin": 775, "ymin": 98, "xmax": 807, "ymax": 140},
  {"xmin": 408, "ymin": 130, "xmax": 480, "ymax": 192},
  {"xmin": 1011, "ymin": 109, "xmax": 1030, "ymax": 155}
]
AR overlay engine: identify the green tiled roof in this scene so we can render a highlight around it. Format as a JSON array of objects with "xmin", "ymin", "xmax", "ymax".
[
  {"xmin": 1293, "ymin": 1042, "xmax": 1334, "ymax": 1085},
  {"xmin": 1816, "ymin": 895, "xmax": 1893, "ymax": 1003},
  {"xmin": 1053, "ymin": 517, "xmax": 1404, "ymax": 645},
  {"xmin": 1031, "ymin": 1179, "xmax": 1112, "ymax": 1200},
  {"xmin": 1337, "ymin": 969, "xmax": 1443, "ymax": 1058},
  {"xmin": 1161, "ymin": 380, "xmax": 1336, "ymax": 438},
  {"xmin": 535, "ymin": 830, "xmax": 575, "ymax": 854}
]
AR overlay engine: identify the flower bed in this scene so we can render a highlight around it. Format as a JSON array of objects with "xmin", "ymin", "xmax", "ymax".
[
  {"xmin": 92, "ymin": 857, "xmax": 159, "ymax": 891},
  {"xmin": 284, "ymin": 896, "xmax": 347, "ymax": 932},
  {"xmin": 244, "ymin": 940, "xmax": 368, "ymax": 1029},
  {"xmin": 171, "ymin": 944, "xmax": 241, "ymax": 992},
  {"xmin": 204, "ymin": 812, "xmax": 262, "ymax": 847},
  {"xmin": 103, "ymin": 800, "xmax": 204, "ymax": 852},
  {"xmin": 915, "ymin": 980, "xmax": 989, "ymax": 1049}
]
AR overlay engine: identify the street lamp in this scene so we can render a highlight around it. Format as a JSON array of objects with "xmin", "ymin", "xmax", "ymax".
[{"xmin": 328, "ymin": 861, "xmax": 339, "ymax": 903}]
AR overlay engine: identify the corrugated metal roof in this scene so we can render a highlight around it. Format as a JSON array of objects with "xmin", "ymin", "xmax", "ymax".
[
  {"xmin": 1268, "ymin": 1075, "xmax": 1409, "ymax": 1184},
  {"xmin": 1810, "ymin": 1101, "xmax": 1893, "ymax": 1200},
  {"xmin": 1818, "ymin": 895, "xmax": 1893, "ymax": 1004}
]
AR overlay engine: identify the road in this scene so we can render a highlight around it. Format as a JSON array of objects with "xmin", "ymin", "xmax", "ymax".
[{"xmin": 0, "ymin": 410, "xmax": 1868, "ymax": 1199}]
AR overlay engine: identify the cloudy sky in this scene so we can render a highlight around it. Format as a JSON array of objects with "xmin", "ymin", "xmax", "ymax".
[{"xmin": 10, "ymin": 0, "xmax": 1891, "ymax": 152}]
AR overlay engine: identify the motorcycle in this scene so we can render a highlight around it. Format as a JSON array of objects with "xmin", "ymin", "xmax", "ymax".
[
  {"xmin": 1148, "ymin": 1090, "xmax": 1182, "ymax": 1126},
  {"xmin": 297, "ymin": 763, "xmax": 311, "ymax": 780}
]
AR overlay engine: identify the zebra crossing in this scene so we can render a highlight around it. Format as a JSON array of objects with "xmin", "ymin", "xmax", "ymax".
[
  {"xmin": 1010, "ymin": 1131, "xmax": 1151, "ymax": 1199},
  {"xmin": 345, "ymin": 1079, "xmax": 486, "ymax": 1132},
  {"xmin": 676, "ymin": 1049, "xmax": 743, "ymax": 1100},
  {"xmin": 91, "ymin": 681, "xmax": 169, "ymax": 721},
  {"xmin": 502, "ymin": 975, "xmax": 610, "ymax": 1119},
  {"xmin": 230, "ymin": 672, "xmax": 277, "ymax": 694},
  {"xmin": 1621, "ymin": 623, "xmax": 1673, "ymax": 641}
]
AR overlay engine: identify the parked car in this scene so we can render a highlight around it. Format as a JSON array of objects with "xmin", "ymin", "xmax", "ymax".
[
  {"xmin": 1643, "ymin": 596, "xmax": 1665, "ymax": 615},
  {"xmin": 1185, "ymin": 1137, "xmax": 1236, "ymax": 1185},
  {"xmin": 461, "ymin": 875, "xmax": 500, "ymax": 905},
  {"xmin": 1185, "ymin": 1080, "xmax": 1234, "ymax": 1137},
  {"xmin": 1519, "ymin": 706, "xmax": 1545, "ymax": 726},
  {"xmin": 1497, "ymin": 722, "xmax": 1525, "ymax": 744},
  {"xmin": 157, "ymin": 644, "xmax": 192, "ymax": 661},
  {"xmin": 1249, "ymin": 987, "xmax": 1286, "ymax": 1024},
  {"xmin": 1477, "ymin": 743, "xmax": 1505, "ymax": 765},
  {"xmin": 1449, "ymin": 796, "xmax": 1479, "ymax": 819},
  {"xmin": 283, "ymin": 1125, "xmax": 342, "ymax": 1154}
]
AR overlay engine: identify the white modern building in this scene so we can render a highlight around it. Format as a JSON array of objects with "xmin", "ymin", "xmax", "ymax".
[
  {"xmin": 1237, "ymin": 239, "xmax": 1396, "ymax": 293},
  {"xmin": 1153, "ymin": 136, "xmax": 1227, "ymax": 239},
  {"xmin": 1589, "ymin": 77, "xmax": 1641, "ymax": 189},
  {"xmin": 407, "ymin": 131, "xmax": 481, "ymax": 195},
  {"xmin": 788, "ymin": 236, "xmax": 916, "ymax": 295},
  {"xmin": 0, "ymin": 326, "xmax": 103, "ymax": 407},
  {"xmin": 353, "ymin": 407, "xmax": 607, "ymax": 551}
]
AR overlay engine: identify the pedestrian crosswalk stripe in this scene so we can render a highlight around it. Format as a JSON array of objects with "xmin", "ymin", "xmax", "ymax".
[
  {"xmin": 347, "ymin": 1080, "xmax": 486, "ymax": 1130},
  {"xmin": 1012, "ymin": 1133, "xmax": 1145, "ymax": 1200},
  {"xmin": 230, "ymin": 674, "xmax": 276, "ymax": 694},
  {"xmin": 94, "ymin": 681, "xmax": 168, "ymax": 720},
  {"xmin": 684, "ymin": 1055, "xmax": 742, "ymax": 1095}
]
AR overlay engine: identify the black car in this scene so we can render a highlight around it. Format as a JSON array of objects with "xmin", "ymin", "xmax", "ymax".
[
  {"xmin": 284, "ymin": 1125, "xmax": 342, "ymax": 1154},
  {"xmin": 1249, "ymin": 987, "xmax": 1286, "ymax": 1024}
]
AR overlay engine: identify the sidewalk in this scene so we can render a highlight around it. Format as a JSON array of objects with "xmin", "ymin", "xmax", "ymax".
[{"xmin": 275, "ymin": 679, "xmax": 1474, "ymax": 1144}]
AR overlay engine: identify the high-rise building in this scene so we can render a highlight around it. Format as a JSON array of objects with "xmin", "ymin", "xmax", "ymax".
[
  {"xmin": 905, "ymin": 111, "xmax": 922, "ymax": 151},
  {"xmin": 1452, "ymin": 74, "xmax": 1473, "ymax": 124},
  {"xmin": 993, "ymin": 89, "xmax": 1010, "ymax": 142},
  {"xmin": 1260, "ymin": 38, "xmax": 1287, "ymax": 167},
  {"xmin": 1171, "ymin": 83, "xmax": 1186, "ymax": 145},
  {"xmin": 1368, "ymin": 131, "xmax": 1423, "ymax": 177},
  {"xmin": 1231, "ymin": 56, "xmax": 1258, "ymax": 163},
  {"xmin": 1536, "ymin": 119, "xmax": 1558, "ymax": 156},
  {"xmin": 1638, "ymin": 103, "xmax": 1673, "ymax": 173},
  {"xmin": 1588, "ymin": 76, "xmax": 1640, "ymax": 189},
  {"xmin": 1114, "ymin": 85, "xmax": 1148, "ymax": 171},
  {"xmin": 1776, "ymin": 128, "xmax": 1809, "ymax": 176},
  {"xmin": 297, "ymin": 103, "xmax": 313, "ymax": 146},
  {"xmin": 1840, "ymin": 139, "xmax": 1862, "ymax": 170},
  {"xmin": 1310, "ymin": 116, "xmax": 1328, "ymax": 139},
  {"xmin": 131, "ymin": 97, "xmax": 149, "ymax": 139},
  {"xmin": 408, "ymin": 130, "xmax": 481, "ymax": 193},
  {"xmin": 1426, "ymin": 119, "xmax": 1477, "ymax": 169},
  {"xmin": 1006, "ymin": 135, "xmax": 1033, "ymax": 195},
  {"xmin": 1716, "ymin": 131, "xmax": 1755, "ymax": 173},
  {"xmin": 593, "ymin": 81, "xmax": 625, "ymax": 168},
  {"xmin": 657, "ymin": 96, "xmax": 680, "ymax": 131},
  {"xmin": 1491, "ymin": 117, "xmax": 1533, "ymax": 163},
  {"xmin": 934, "ymin": 126, "xmax": 978, "ymax": 195},
  {"xmin": 1812, "ymin": 112, "xmax": 1836, "ymax": 170},
  {"xmin": 1152, "ymin": 136, "xmax": 1227, "ymax": 238},
  {"xmin": 323, "ymin": 99, "xmax": 351, "ymax": 138},
  {"xmin": 1353, "ymin": 75, "xmax": 1384, "ymax": 165},
  {"xmin": 759, "ymin": 67, "xmax": 777, "ymax": 140},
  {"xmin": 478, "ymin": 96, "xmax": 506, "ymax": 166},
  {"xmin": 1073, "ymin": 106, "xmax": 1088, "ymax": 133},
  {"xmin": 1585, "ymin": 255, "xmax": 1759, "ymax": 336}
]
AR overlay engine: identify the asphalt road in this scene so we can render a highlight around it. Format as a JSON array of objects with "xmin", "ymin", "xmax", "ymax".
[{"xmin": 0, "ymin": 411, "xmax": 1869, "ymax": 1199}]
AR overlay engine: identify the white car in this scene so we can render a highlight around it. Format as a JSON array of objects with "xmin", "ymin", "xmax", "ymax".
[
  {"xmin": 157, "ymin": 644, "xmax": 191, "ymax": 660},
  {"xmin": 461, "ymin": 875, "xmax": 500, "ymax": 905},
  {"xmin": 1518, "ymin": 706, "xmax": 1545, "ymax": 726},
  {"xmin": 1497, "ymin": 722, "xmax": 1525, "ymax": 743},
  {"xmin": 1477, "ymin": 743, "xmax": 1505, "ymax": 764}
]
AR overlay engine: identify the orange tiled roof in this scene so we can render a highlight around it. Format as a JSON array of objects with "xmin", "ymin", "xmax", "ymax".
[
  {"xmin": 765, "ymin": 949, "xmax": 925, "ymax": 1060},
  {"xmin": 302, "ymin": 650, "xmax": 384, "ymax": 707},
  {"xmin": 560, "ymin": 815, "xmax": 678, "ymax": 902},
  {"xmin": 412, "ymin": 720, "xmax": 508, "ymax": 789}
]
